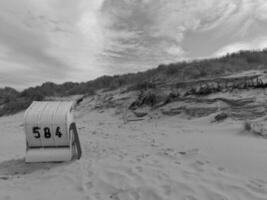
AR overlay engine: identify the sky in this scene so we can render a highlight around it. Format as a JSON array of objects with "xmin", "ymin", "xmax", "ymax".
[{"xmin": 0, "ymin": 0, "xmax": 267, "ymax": 89}]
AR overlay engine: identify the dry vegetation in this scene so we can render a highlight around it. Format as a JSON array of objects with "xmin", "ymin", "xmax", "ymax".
[{"xmin": 1, "ymin": 49, "xmax": 267, "ymax": 116}]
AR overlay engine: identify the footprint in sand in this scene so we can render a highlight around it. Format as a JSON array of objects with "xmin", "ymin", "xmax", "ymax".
[
  {"xmin": 162, "ymin": 185, "xmax": 172, "ymax": 196},
  {"xmin": 217, "ymin": 167, "xmax": 225, "ymax": 171},
  {"xmin": 135, "ymin": 154, "xmax": 150, "ymax": 162},
  {"xmin": 2, "ymin": 196, "xmax": 11, "ymax": 200},
  {"xmin": 0, "ymin": 176, "xmax": 9, "ymax": 180},
  {"xmin": 175, "ymin": 161, "xmax": 182, "ymax": 165},
  {"xmin": 157, "ymin": 148, "xmax": 178, "ymax": 159},
  {"xmin": 110, "ymin": 189, "xmax": 140, "ymax": 200},
  {"xmin": 183, "ymin": 195, "xmax": 198, "ymax": 200},
  {"xmin": 246, "ymin": 179, "xmax": 267, "ymax": 194},
  {"xmin": 179, "ymin": 148, "xmax": 199, "ymax": 157},
  {"xmin": 85, "ymin": 181, "xmax": 93, "ymax": 190},
  {"xmin": 135, "ymin": 166, "xmax": 143, "ymax": 173}
]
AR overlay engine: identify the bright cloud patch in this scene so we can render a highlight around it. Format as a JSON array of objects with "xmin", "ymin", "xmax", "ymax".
[{"xmin": 215, "ymin": 37, "xmax": 267, "ymax": 57}]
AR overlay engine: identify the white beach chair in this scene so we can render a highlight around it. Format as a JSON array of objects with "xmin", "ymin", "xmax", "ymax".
[{"xmin": 24, "ymin": 101, "xmax": 82, "ymax": 163}]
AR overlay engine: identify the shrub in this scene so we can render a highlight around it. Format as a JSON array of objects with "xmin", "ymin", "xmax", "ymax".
[{"xmin": 244, "ymin": 121, "xmax": 251, "ymax": 131}]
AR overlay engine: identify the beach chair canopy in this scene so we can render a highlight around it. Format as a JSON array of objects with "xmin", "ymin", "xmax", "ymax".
[{"xmin": 24, "ymin": 101, "xmax": 81, "ymax": 162}]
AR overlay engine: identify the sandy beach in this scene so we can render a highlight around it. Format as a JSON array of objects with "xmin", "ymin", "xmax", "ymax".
[{"xmin": 0, "ymin": 92, "xmax": 267, "ymax": 200}]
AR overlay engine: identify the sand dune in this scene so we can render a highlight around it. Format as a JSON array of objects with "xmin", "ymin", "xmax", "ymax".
[{"xmin": 0, "ymin": 95, "xmax": 267, "ymax": 200}]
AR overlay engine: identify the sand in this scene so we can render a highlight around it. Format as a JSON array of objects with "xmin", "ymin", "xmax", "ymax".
[{"xmin": 0, "ymin": 96, "xmax": 267, "ymax": 200}]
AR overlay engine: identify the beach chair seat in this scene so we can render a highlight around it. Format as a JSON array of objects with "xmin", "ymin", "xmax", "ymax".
[{"xmin": 24, "ymin": 101, "xmax": 82, "ymax": 163}]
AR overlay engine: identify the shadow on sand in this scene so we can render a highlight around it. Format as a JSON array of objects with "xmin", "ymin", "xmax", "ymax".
[{"xmin": 0, "ymin": 158, "xmax": 69, "ymax": 178}]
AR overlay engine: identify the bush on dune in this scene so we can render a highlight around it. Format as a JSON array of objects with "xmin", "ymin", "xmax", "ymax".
[
  {"xmin": 1, "ymin": 49, "xmax": 267, "ymax": 116},
  {"xmin": 244, "ymin": 121, "xmax": 252, "ymax": 131},
  {"xmin": 243, "ymin": 120, "xmax": 267, "ymax": 138},
  {"xmin": 0, "ymin": 98, "xmax": 31, "ymax": 116}
]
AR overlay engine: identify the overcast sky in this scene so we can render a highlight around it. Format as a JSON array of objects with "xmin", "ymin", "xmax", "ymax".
[{"xmin": 0, "ymin": 0, "xmax": 267, "ymax": 89}]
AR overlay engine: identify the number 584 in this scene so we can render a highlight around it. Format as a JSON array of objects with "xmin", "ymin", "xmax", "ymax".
[{"xmin": 32, "ymin": 127, "xmax": 62, "ymax": 139}]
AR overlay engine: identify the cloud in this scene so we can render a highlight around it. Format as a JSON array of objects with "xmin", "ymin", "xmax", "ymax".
[
  {"xmin": 198, "ymin": 1, "xmax": 238, "ymax": 32},
  {"xmin": 0, "ymin": 0, "xmax": 106, "ymax": 88},
  {"xmin": 99, "ymin": 0, "xmax": 267, "ymax": 67},
  {"xmin": 0, "ymin": 1, "xmax": 71, "ymax": 70},
  {"xmin": 209, "ymin": 0, "xmax": 267, "ymax": 38},
  {"xmin": 99, "ymin": 0, "xmax": 211, "ymax": 67},
  {"xmin": 214, "ymin": 37, "xmax": 267, "ymax": 57},
  {"xmin": 0, "ymin": 0, "xmax": 267, "ymax": 89}
]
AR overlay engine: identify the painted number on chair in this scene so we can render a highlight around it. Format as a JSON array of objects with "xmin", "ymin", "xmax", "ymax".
[{"xmin": 32, "ymin": 126, "xmax": 63, "ymax": 139}]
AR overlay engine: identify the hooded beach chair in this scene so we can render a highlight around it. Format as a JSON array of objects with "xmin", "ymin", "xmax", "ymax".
[{"xmin": 24, "ymin": 101, "xmax": 82, "ymax": 163}]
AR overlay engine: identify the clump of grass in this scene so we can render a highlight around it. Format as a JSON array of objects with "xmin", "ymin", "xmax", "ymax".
[
  {"xmin": 243, "ymin": 120, "xmax": 267, "ymax": 138},
  {"xmin": 244, "ymin": 121, "xmax": 252, "ymax": 131},
  {"xmin": 214, "ymin": 112, "xmax": 228, "ymax": 122}
]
